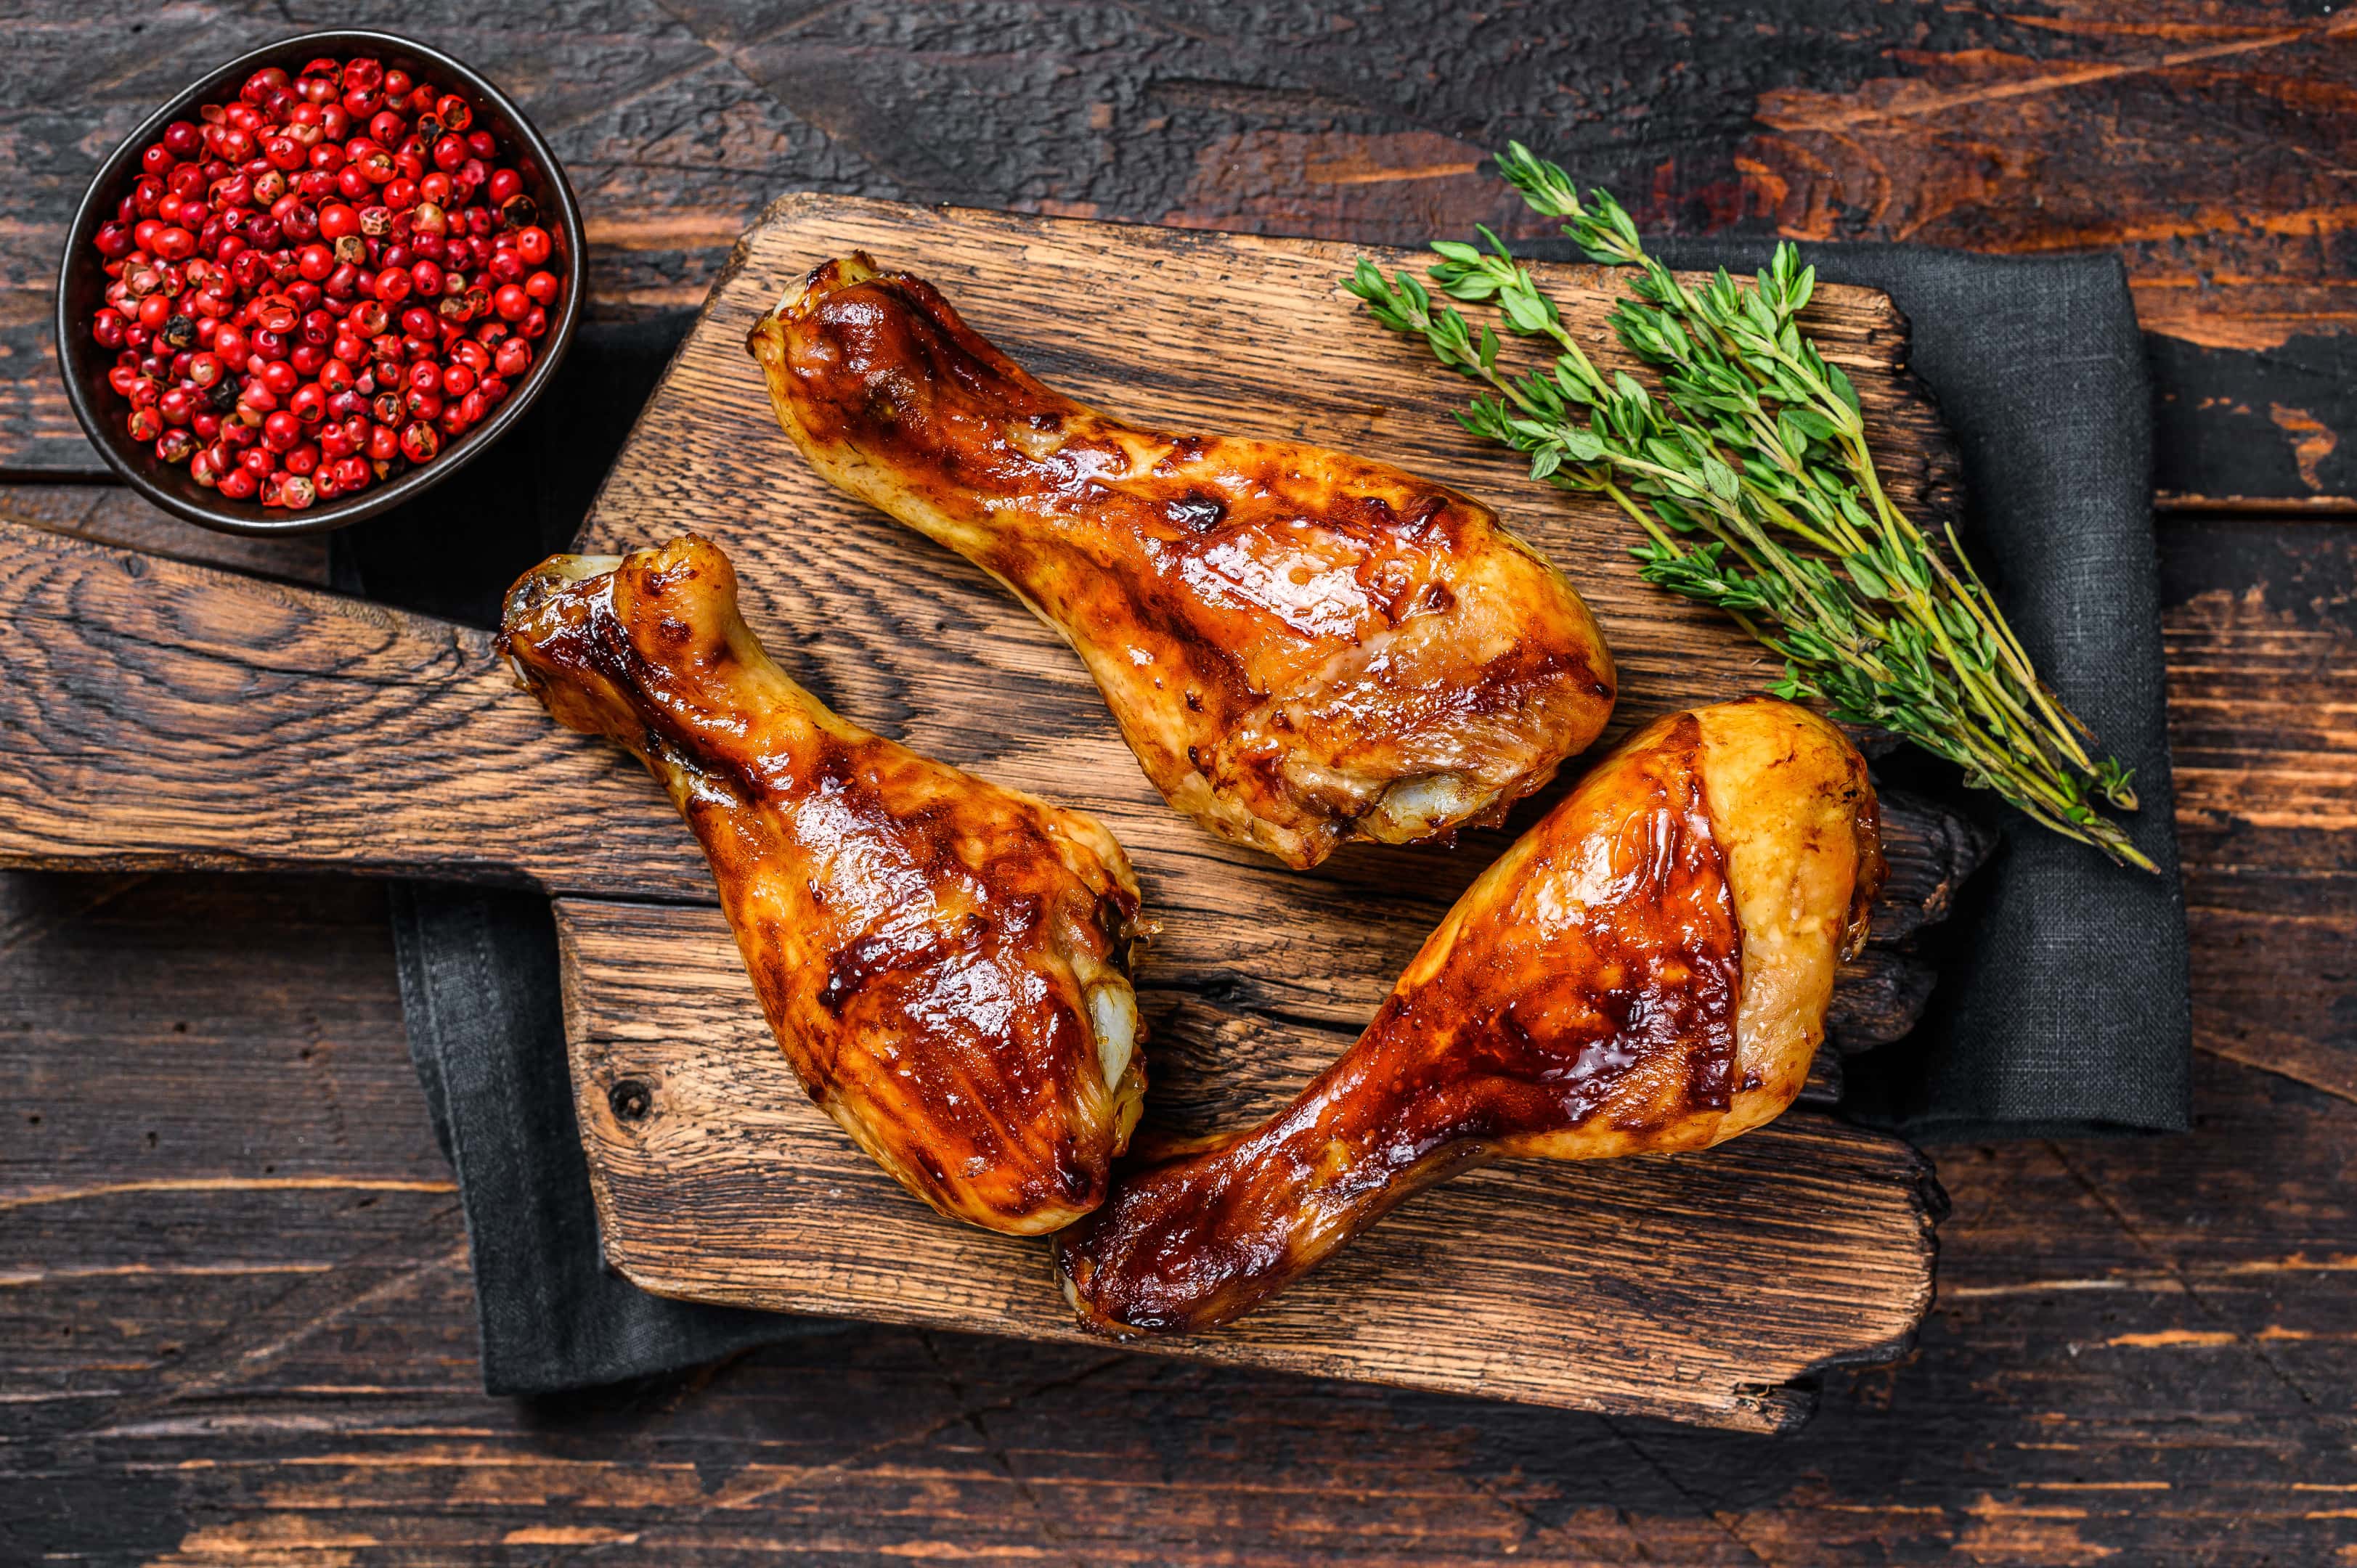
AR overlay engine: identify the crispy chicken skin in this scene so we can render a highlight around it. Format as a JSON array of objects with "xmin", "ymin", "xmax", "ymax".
[
  {"xmin": 499, "ymin": 534, "xmax": 1147, "ymax": 1236},
  {"xmin": 748, "ymin": 253, "xmax": 1617, "ymax": 870},
  {"xmin": 1056, "ymin": 697, "xmax": 1882, "ymax": 1334}
]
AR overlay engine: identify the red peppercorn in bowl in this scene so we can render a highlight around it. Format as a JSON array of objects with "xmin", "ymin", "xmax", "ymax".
[{"xmin": 57, "ymin": 30, "xmax": 583, "ymax": 535}]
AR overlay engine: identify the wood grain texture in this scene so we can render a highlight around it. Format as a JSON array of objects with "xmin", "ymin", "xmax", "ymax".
[
  {"xmin": 0, "ymin": 483, "xmax": 330, "ymax": 587},
  {"xmin": 0, "ymin": 518, "xmax": 702, "ymax": 894},
  {"xmin": 11, "ymin": 4, "xmax": 2352, "ymax": 503},
  {"xmin": 0, "ymin": 1, "xmax": 2349, "ymax": 1546},
  {"xmin": 0, "ymin": 199, "xmax": 1962, "ymax": 1427},
  {"xmin": 0, "ymin": 513, "xmax": 1967, "ymax": 915},
  {"xmin": 556, "ymin": 896, "xmax": 1930, "ymax": 1433},
  {"xmin": 571, "ymin": 194, "xmax": 1955, "ymax": 881},
  {"xmin": 8, "ymin": 507, "xmax": 2356, "ymax": 1568}
]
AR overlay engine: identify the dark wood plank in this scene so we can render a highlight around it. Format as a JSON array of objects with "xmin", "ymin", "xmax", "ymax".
[
  {"xmin": 14, "ymin": 4, "xmax": 2351, "ymax": 503},
  {"xmin": 0, "ymin": 483, "xmax": 330, "ymax": 586},
  {"xmin": 2161, "ymin": 517, "xmax": 2357, "ymax": 1113},
  {"xmin": 556, "ymin": 0, "xmax": 2357, "ymax": 507},
  {"xmin": 0, "ymin": 192, "xmax": 1971, "ymax": 1426},
  {"xmin": 0, "ymin": 872, "xmax": 468, "ymax": 1458},
  {"xmin": 555, "ymin": 894, "xmax": 1933, "ymax": 1432},
  {"xmin": 6, "ymin": 495, "xmax": 2356, "ymax": 1567},
  {"xmin": 0, "ymin": 518, "xmax": 704, "ymax": 893},
  {"xmin": 0, "ymin": 513, "xmax": 1973, "ymax": 931}
]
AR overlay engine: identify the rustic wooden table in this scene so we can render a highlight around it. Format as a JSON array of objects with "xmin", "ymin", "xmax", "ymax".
[{"xmin": 5, "ymin": 5, "xmax": 2353, "ymax": 1562}]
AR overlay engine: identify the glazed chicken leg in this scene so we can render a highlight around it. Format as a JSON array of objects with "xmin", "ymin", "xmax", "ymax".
[
  {"xmin": 749, "ymin": 254, "xmax": 1616, "ymax": 870},
  {"xmin": 1057, "ymin": 697, "xmax": 1882, "ymax": 1333},
  {"xmin": 500, "ymin": 534, "xmax": 1147, "ymax": 1235}
]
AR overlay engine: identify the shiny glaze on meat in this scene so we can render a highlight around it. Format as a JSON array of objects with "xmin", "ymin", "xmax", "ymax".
[
  {"xmin": 499, "ymin": 534, "xmax": 1147, "ymax": 1235},
  {"xmin": 748, "ymin": 253, "xmax": 1617, "ymax": 870},
  {"xmin": 1057, "ymin": 697, "xmax": 1882, "ymax": 1334}
]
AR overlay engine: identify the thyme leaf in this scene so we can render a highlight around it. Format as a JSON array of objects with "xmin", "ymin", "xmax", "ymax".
[{"xmin": 1346, "ymin": 142, "xmax": 2154, "ymax": 872}]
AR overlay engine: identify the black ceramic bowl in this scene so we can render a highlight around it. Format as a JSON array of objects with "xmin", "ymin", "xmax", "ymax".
[{"xmin": 56, "ymin": 30, "xmax": 584, "ymax": 536}]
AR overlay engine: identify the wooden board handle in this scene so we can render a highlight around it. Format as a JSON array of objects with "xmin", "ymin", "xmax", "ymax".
[
  {"xmin": 0, "ymin": 520, "xmax": 705, "ymax": 897},
  {"xmin": 0, "ymin": 519, "xmax": 1984, "ymax": 935}
]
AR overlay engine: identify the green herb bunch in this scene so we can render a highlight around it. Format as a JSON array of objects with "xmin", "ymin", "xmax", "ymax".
[{"xmin": 1344, "ymin": 141, "xmax": 2152, "ymax": 871}]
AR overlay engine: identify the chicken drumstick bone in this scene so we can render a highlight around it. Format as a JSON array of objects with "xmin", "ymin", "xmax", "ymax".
[
  {"xmin": 501, "ymin": 534, "xmax": 1147, "ymax": 1236},
  {"xmin": 1057, "ymin": 697, "xmax": 1883, "ymax": 1333},
  {"xmin": 750, "ymin": 253, "xmax": 1617, "ymax": 870}
]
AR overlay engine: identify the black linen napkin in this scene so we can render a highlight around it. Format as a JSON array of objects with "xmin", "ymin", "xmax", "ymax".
[
  {"xmin": 1632, "ymin": 239, "xmax": 2191, "ymax": 1142},
  {"xmin": 338, "ymin": 242, "xmax": 2187, "ymax": 1397}
]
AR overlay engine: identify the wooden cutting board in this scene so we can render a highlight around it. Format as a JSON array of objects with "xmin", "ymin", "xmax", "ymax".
[{"xmin": 0, "ymin": 195, "xmax": 1966, "ymax": 1432}]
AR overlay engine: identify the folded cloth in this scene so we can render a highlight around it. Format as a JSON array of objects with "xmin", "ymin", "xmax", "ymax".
[
  {"xmin": 1629, "ymin": 240, "xmax": 2190, "ymax": 1142},
  {"xmin": 338, "ymin": 240, "xmax": 2188, "ymax": 1396},
  {"xmin": 386, "ymin": 881, "xmax": 810, "ymax": 1393}
]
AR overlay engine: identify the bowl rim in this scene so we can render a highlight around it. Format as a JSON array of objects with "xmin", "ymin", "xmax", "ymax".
[{"xmin": 54, "ymin": 27, "xmax": 586, "ymax": 537}]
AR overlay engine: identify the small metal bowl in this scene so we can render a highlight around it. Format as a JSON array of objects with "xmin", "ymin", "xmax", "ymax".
[{"xmin": 55, "ymin": 29, "xmax": 585, "ymax": 537}]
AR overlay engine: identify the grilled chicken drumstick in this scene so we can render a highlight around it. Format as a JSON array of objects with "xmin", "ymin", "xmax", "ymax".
[
  {"xmin": 500, "ymin": 534, "xmax": 1147, "ymax": 1236},
  {"xmin": 749, "ymin": 253, "xmax": 1616, "ymax": 870},
  {"xmin": 1057, "ymin": 697, "xmax": 1882, "ymax": 1333}
]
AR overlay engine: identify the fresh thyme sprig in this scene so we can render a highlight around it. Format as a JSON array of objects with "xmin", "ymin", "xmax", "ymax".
[{"xmin": 1343, "ymin": 141, "xmax": 2154, "ymax": 872}]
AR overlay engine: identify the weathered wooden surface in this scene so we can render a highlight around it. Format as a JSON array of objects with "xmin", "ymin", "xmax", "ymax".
[
  {"xmin": 0, "ymin": 191, "xmax": 1963, "ymax": 895},
  {"xmin": 3, "ymin": 3, "xmax": 2355, "ymax": 1557},
  {"xmin": 557, "ymin": 894, "xmax": 1920, "ymax": 1432},
  {"xmin": 2, "ymin": 510, "xmax": 2351, "ymax": 1561},
  {"xmin": 0, "ymin": 519, "xmax": 703, "ymax": 894},
  {"xmin": 0, "ymin": 189, "xmax": 1967, "ymax": 1426},
  {"xmin": 573, "ymin": 198, "xmax": 1955, "ymax": 807},
  {"xmin": 0, "ymin": 511, "xmax": 1971, "ymax": 941},
  {"xmin": 8, "ymin": 3, "xmax": 2353, "ymax": 505}
]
